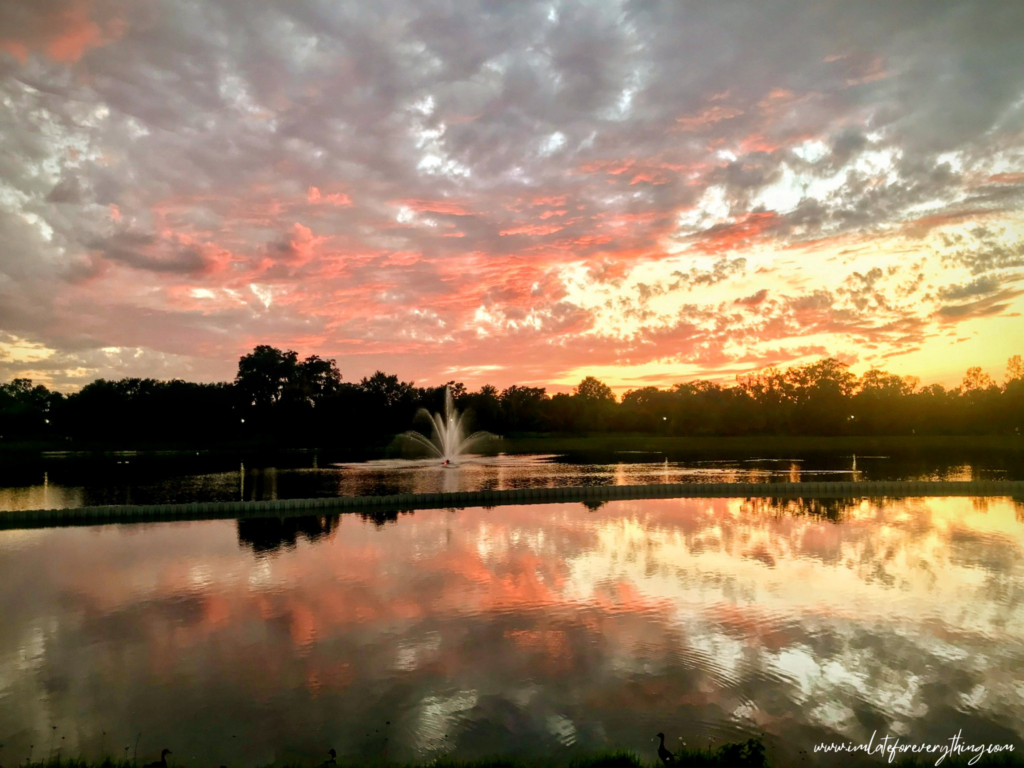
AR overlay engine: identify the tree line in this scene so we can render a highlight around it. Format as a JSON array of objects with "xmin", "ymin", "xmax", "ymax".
[{"xmin": 1, "ymin": 345, "xmax": 1022, "ymax": 446}]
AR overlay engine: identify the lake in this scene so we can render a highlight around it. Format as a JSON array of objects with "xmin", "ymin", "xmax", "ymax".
[
  {"xmin": 1, "ymin": 492, "xmax": 1022, "ymax": 766},
  {"xmin": 1, "ymin": 447, "xmax": 1022, "ymax": 512}
]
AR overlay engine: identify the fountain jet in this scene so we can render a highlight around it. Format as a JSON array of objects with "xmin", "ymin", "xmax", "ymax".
[{"xmin": 401, "ymin": 386, "xmax": 494, "ymax": 463}]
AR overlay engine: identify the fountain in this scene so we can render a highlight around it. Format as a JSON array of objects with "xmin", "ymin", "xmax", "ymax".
[{"xmin": 400, "ymin": 386, "xmax": 495, "ymax": 464}]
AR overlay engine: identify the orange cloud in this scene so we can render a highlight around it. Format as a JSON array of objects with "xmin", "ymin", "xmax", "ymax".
[
  {"xmin": 675, "ymin": 104, "xmax": 744, "ymax": 131},
  {"xmin": 499, "ymin": 224, "xmax": 565, "ymax": 237},
  {"xmin": 0, "ymin": 0, "xmax": 123, "ymax": 64}
]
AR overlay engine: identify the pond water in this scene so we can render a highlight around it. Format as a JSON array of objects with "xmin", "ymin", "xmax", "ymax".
[
  {"xmin": 1, "ymin": 495, "xmax": 1022, "ymax": 766},
  {"xmin": 1, "ymin": 448, "xmax": 1021, "ymax": 512}
]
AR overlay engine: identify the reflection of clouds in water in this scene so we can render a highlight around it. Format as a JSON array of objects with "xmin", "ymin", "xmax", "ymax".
[
  {"xmin": 560, "ymin": 496, "xmax": 1024, "ymax": 741},
  {"xmin": 414, "ymin": 691, "xmax": 478, "ymax": 753},
  {"xmin": 0, "ymin": 496, "xmax": 1022, "ymax": 762},
  {"xmin": 546, "ymin": 713, "xmax": 577, "ymax": 746},
  {"xmin": 396, "ymin": 632, "xmax": 442, "ymax": 672},
  {"xmin": 187, "ymin": 564, "xmax": 214, "ymax": 591},
  {"xmin": 247, "ymin": 559, "xmax": 277, "ymax": 589},
  {"xmin": 475, "ymin": 521, "xmax": 508, "ymax": 560}
]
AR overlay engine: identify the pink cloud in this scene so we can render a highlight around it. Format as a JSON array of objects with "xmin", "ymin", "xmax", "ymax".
[
  {"xmin": 308, "ymin": 187, "xmax": 352, "ymax": 207},
  {"xmin": 499, "ymin": 224, "xmax": 565, "ymax": 237}
]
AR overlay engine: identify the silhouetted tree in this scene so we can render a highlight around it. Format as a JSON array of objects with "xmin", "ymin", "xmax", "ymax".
[
  {"xmin": 292, "ymin": 355, "xmax": 343, "ymax": 404},
  {"xmin": 574, "ymin": 376, "xmax": 615, "ymax": 403},
  {"xmin": 621, "ymin": 386, "xmax": 675, "ymax": 432},
  {"xmin": 572, "ymin": 376, "xmax": 616, "ymax": 431},
  {"xmin": 500, "ymin": 385, "xmax": 548, "ymax": 431},
  {"xmin": 360, "ymin": 371, "xmax": 415, "ymax": 408},
  {"xmin": 0, "ymin": 378, "xmax": 62, "ymax": 438},
  {"xmin": 462, "ymin": 384, "xmax": 501, "ymax": 431},
  {"xmin": 236, "ymin": 345, "xmax": 299, "ymax": 408},
  {"xmin": 1006, "ymin": 355, "xmax": 1024, "ymax": 384}
]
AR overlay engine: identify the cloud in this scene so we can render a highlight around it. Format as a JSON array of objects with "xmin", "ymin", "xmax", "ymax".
[
  {"xmin": 90, "ymin": 232, "xmax": 208, "ymax": 274},
  {"xmin": 0, "ymin": 0, "xmax": 1022, "ymax": 389},
  {"xmin": 0, "ymin": 0, "xmax": 123, "ymax": 64},
  {"xmin": 735, "ymin": 289, "xmax": 769, "ymax": 306},
  {"xmin": 937, "ymin": 275, "xmax": 1002, "ymax": 301},
  {"xmin": 935, "ymin": 288, "xmax": 1024, "ymax": 321}
]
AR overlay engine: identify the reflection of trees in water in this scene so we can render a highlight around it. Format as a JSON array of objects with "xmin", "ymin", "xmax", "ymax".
[
  {"xmin": 1015, "ymin": 497, "xmax": 1024, "ymax": 523},
  {"xmin": 358, "ymin": 508, "xmax": 418, "ymax": 527},
  {"xmin": 582, "ymin": 500, "xmax": 607, "ymax": 512},
  {"xmin": 237, "ymin": 514, "xmax": 339, "ymax": 554},
  {"xmin": 742, "ymin": 496, "xmax": 863, "ymax": 521},
  {"xmin": 972, "ymin": 496, "xmax": 992, "ymax": 512}
]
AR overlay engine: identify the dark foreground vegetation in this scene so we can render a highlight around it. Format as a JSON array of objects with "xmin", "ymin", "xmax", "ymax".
[
  {"xmin": 1, "ymin": 346, "xmax": 1022, "ymax": 449},
  {"xmin": 7, "ymin": 743, "xmax": 1022, "ymax": 768}
]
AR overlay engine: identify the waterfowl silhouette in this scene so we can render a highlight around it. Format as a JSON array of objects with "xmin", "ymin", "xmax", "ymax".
[
  {"xmin": 144, "ymin": 749, "xmax": 171, "ymax": 768},
  {"xmin": 656, "ymin": 733, "xmax": 675, "ymax": 765},
  {"xmin": 323, "ymin": 749, "xmax": 337, "ymax": 766}
]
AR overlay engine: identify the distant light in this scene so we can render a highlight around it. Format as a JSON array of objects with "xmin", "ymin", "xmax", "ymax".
[
  {"xmin": 663, "ymin": 417, "xmax": 667, "ymax": 421},
  {"xmin": 240, "ymin": 418, "xmax": 245, "ymax": 423}
]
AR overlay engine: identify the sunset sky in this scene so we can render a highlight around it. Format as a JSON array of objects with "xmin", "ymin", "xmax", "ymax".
[{"xmin": 0, "ymin": 0, "xmax": 1022, "ymax": 393}]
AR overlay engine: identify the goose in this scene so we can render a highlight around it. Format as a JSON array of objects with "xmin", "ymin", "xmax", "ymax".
[
  {"xmin": 144, "ymin": 749, "xmax": 171, "ymax": 768},
  {"xmin": 656, "ymin": 733, "xmax": 674, "ymax": 765}
]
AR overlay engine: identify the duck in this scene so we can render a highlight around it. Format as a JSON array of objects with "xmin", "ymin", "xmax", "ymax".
[
  {"xmin": 324, "ymin": 748, "xmax": 337, "ymax": 766},
  {"xmin": 656, "ymin": 733, "xmax": 674, "ymax": 765},
  {"xmin": 144, "ymin": 749, "xmax": 171, "ymax": 768}
]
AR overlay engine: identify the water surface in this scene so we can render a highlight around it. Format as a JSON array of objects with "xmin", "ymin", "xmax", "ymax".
[
  {"xmin": 1, "ymin": 449, "xmax": 1020, "ymax": 512},
  {"xmin": 1, "ymin": 495, "xmax": 1022, "ymax": 765}
]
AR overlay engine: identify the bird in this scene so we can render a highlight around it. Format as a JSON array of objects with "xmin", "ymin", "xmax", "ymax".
[
  {"xmin": 144, "ymin": 749, "xmax": 171, "ymax": 768},
  {"xmin": 656, "ymin": 733, "xmax": 675, "ymax": 765},
  {"xmin": 323, "ymin": 748, "xmax": 337, "ymax": 766}
]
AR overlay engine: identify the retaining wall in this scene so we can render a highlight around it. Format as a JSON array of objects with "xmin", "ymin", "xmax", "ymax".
[{"xmin": 1, "ymin": 480, "xmax": 1022, "ymax": 530}]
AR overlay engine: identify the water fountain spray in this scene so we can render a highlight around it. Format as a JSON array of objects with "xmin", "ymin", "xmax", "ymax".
[{"xmin": 401, "ymin": 386, "xmax": 494, "ymax": 463}]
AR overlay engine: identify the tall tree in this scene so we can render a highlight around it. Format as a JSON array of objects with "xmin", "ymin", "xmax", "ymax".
[
  {"xmin": 360, "ymin": 371, "xmax": 415, "ymax": 408},
  {"xmin": 236, "ymin": 346, "xmax": 299, "ymax": 408},
  {"xmin": 293, "ymin": 355, "xmax": 343, "ymax": 405},
  {"xmin": 1006, "ymin": 355, "xmax": 1024, "ymax": 383},
  {"xmin": 574, "ymin": 376, "xmax": 616, "ymax": 403}
]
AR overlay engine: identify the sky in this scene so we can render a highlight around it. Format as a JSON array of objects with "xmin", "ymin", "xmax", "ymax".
[{"xmin": 0, "ymin": 0, "xmax": 1022, "ymax": 394}]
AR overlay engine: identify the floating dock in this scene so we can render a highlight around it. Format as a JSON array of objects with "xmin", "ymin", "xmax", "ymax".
[{"xmin": 1, "ymin": 480, "xmax": 1022, "ymax": 529}]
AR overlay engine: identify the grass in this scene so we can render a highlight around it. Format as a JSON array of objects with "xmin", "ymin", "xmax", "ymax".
[
  {"xmin": 2, "ymin": 433, "xmax": 1021, "ymax": 460},
  {"xmin": 497, "ymin": 433, "xmax": 1024, "ymax": 456},
  {"xmin": 6, "ymin": 739, "xmax": 1022, "ymax": 768}
]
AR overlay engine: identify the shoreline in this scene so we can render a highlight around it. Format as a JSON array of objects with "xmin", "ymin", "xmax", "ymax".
[{"xmin": 0, "ymin": 433, "xmax": 1020, "ymax": 459}]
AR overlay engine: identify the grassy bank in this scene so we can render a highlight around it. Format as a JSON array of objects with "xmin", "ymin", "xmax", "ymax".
[
  {"xmin": 8, "ymin": 741, "xmax": 1022, "ymax": 768},
  {"xmin": 497, "ymin": 433, "xmax": 1024, "ymax": 456},
  {"xmin": 2, "ymin": 434, "xmax": 1020, "ymax": 460}
]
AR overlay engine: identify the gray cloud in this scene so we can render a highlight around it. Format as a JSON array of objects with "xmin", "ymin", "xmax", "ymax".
[{"xmin": 938, "ymin": 275, "xmax": 1002, "ymax": 301}]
